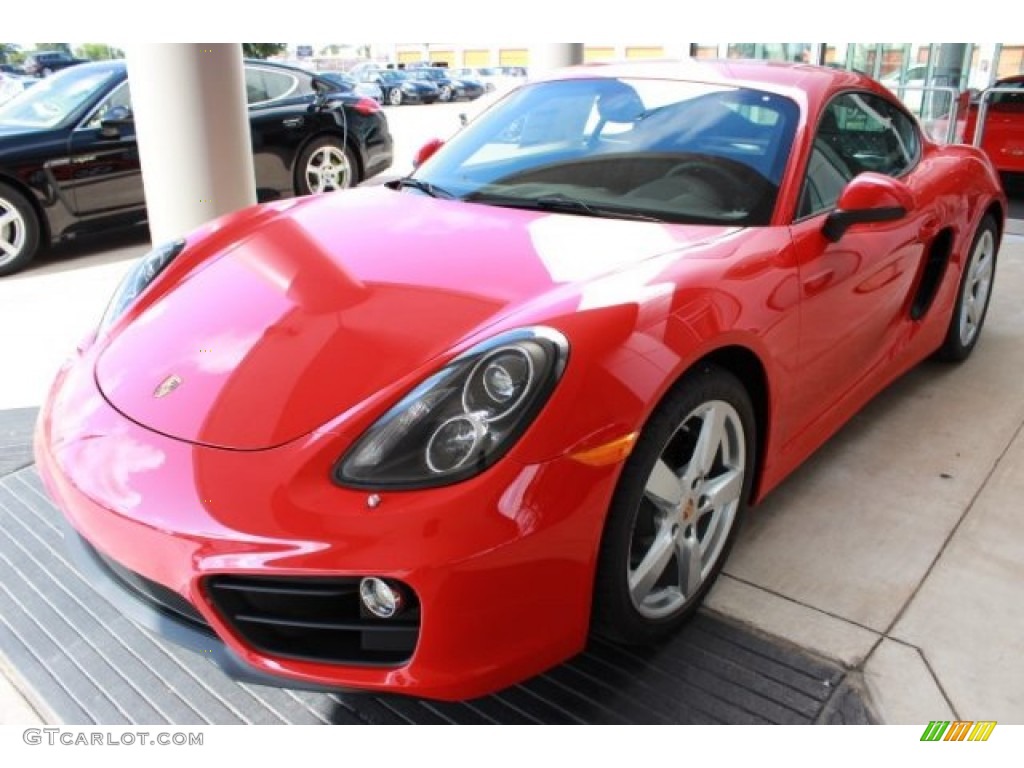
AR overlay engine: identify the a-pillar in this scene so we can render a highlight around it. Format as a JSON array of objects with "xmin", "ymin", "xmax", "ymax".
[{"xmin": 125, "ymin": 44, "xmax": 257, "ymax": 245}]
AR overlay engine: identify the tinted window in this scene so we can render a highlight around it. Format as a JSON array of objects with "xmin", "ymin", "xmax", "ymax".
[
  {"xmin": 245, "ymin": 68, "xmax": 299, "ymax": 104},
  {"xmin": 799, "ymin": 92, "xmax": 919, "ymax": 218},
  {"xmin": 416, "ymin": 78, "xmax": 799, "ymax": 226}
]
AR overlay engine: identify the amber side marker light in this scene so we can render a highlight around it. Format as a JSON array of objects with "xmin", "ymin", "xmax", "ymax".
[{"xmin": 569, "ymin": 433, "xmax": 639, "ymax": 467}]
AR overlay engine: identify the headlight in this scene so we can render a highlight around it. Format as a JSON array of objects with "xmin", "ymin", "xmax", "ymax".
[
  {"xmin": 335, "ymin": 327, "xmax": 569, "ymax": 489},
  {"xmin": 98, "ymin": 239, "xmax": 185, "ymax": 335}
]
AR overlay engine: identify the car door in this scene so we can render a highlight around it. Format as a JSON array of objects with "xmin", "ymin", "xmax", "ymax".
[
  {"xmin": 981, "ymin": 79, "xmax": 1024, "ymax": 173},
  {"xmin": 67, "ymin": 80, "xmax": 145, "ymax": 216},
  {"xmin": 788, "ymin": 91, "xmax": 929, "ymax": 429},
  {"xmin": 245, "ymin": 65, "xmax": 316, "ymax": 199}
]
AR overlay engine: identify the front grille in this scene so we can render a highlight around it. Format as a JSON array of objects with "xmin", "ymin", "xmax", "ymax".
[
  {"xmin": 81, "ymin": 537, "xmax": 213, "ymax": 634},
  {"xmin": 205, "ymin": 575, "xmax": 420, "ymax": 666}
]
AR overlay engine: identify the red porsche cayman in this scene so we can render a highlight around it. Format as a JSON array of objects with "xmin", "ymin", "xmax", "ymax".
[{"xmin": 36, "ymin": 59, "xmax": 1006, "ymax": 700}]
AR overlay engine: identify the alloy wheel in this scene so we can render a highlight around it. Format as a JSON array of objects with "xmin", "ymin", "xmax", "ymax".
[
  {"xmin": 958, "ymin": 227, "xmax": 995, "ymax": 347},
  {"xmin": 628, "ymin": 399, "xmax": 746, "ymax": 619},
  {"xmin": 0, "ymin": 195, "xmax": 27, "ymax": 269},
  {"xmin": 304, "ymin": 146, "xmax": 351, "ymax": 193}
]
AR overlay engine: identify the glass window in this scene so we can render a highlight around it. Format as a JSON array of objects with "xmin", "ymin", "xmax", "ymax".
[
  {"xmin": 416, "ymin": 78, "xmax": 799, "ymax": 227},
  {"xmin": 245, "ymin": 68, "xmax": 299, "ymax": 105},
  {"xmin": 799, "ymin": 92, "xmax": 919, "ymax": 219},
  {"xmin": 82, "ymin": 81, "xmax": 132, "ymax": 128}
]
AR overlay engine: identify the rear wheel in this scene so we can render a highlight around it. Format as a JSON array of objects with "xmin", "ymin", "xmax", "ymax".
[
  {"xmin": 294, "ymin": 137, "xmax": 357, "ymax": 195},
  {"xmin": 388, "ymin": 88, "xmax": 402, "ymax": 106},
  {"xmin": 0, "ymin": 182, "xmax": 40, "ymax": 277},
  {"xmin": 592, "ymin": 364, "xmax": 755, "ymax": 644},
  {"xmin": 936, "ymin": 215, "xmax": 998, "ymax": 362}
]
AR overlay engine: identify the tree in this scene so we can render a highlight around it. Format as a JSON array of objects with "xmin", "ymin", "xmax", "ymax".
[
  {"xmin": 35, "ymin": 43, "xmax": 72, "ymax": 54},
  {"xmin": 74, "ymin": 44, "xmax": 125, "ymax": 61},
  {"xmin": 242, "ymin": 44, "xmax": 286, "ymax": 60},
  {"xmin": 0, "ymin": 43, "xmax": 19, "ymax": 64}
]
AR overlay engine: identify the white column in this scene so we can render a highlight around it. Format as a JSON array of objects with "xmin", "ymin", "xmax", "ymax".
[
  {"xmin": 126, "ymin": 44, "xmax": 257, "ymax": 245},
  {"xmin": 529, "ymin": 44, "xmax": 584, "ymax": 76}
]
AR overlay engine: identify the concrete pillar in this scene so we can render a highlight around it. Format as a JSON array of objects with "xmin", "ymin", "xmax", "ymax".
[
  {"xmin": 529, "ymin": 44, "xmax": 584, "ymax": 76},
  {"xmin": 934, "ymin": 43, "xmax": 969, "ymax": 89},
  {"xmin": 126, "ymin": 44, "xmax": 256, "ymax": 245}
]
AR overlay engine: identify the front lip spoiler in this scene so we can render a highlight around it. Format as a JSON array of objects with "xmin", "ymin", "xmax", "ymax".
[{"xmin": 62, "ymin": 518, "xmax": 344, "ymax": 694}]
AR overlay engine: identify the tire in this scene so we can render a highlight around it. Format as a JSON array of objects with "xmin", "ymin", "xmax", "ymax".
[
  {"xmin": 935, "ymin": 215, "xmax": 998, "ymax": 362},
  {"xmin": 439, "ymin": 85, "xmax": 453, "ymax": 102},
  {"xmin": 388, "ymin": 88, "xmax": 402, "ymax": 106},
  {"xmin": 294, "ymin": 137, "xmax": 357, "ymax": 196},
  {"xmin": 592, "ymin": 364, "xmax": 755, "ymax": 645},
  {"xmin": 42, "ymin": 67, "xmax": 53, "ymax": 77},
  {"xmin": 0, "ymin": 182, "xmax": 41, "ymax": 277}
]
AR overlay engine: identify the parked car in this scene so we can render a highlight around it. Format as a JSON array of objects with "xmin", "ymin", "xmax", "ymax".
[
  {"xmin": 362, "ymin": 68, "xmax": 440, "ymax": 106},
  {"xmin": 0, "ymin": 64, "xmax": 26, "ymax": 75},
  {"xmin": 963, "ymin": 75, "xmax": 1024, "ymax": 179},
  {"xmin": 317, "ymin": 70, "xmax": 383, "ymax": 103},
  {"xmin": 23, "ymin": 50, "xmax": 88, "ymax": 78},
  {"xmin": 0, "ymin": 59, "xmax": 393, "ymax": 275},
  {"xmin": 37, "ymin": 60, "xmax": 1005, "ymax": 701},
  {"xmin": 413, "ymin": 67, "xmax": 485, "ymax": 102},
  {"xmin": 449, "ymin": 66, "xmax": 520, "ymax": 93}
]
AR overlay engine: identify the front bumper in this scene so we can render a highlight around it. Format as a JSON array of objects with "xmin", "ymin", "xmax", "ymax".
[{"xmin": 35, "ymin": 349, "xmax": 620, "ymax": 700}]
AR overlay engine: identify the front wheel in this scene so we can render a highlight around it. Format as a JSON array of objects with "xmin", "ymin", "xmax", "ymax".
[
  {"xmin": 936, "ymin": 215, "xmax": 998, "ymax": 362},
  {"xmin": 388, "ymin": 88, "xmax": 402, "ymax": 106},
  {"xmin": 294, "ymin": 137, "xmax": 357, "ymax": 195},
  {"xmin": 592, "ymin": 364, "xmax": 755, "ymax": 645},
  {"xmin": 0, "ymin": 182, "xmax": 41, "ymax": 277},
  {"xmin": 439, "ymin": 85, "xmax": 453, "ymax": 102}
]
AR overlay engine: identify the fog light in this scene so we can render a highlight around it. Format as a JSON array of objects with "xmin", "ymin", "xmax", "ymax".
[{"xmin": 360, "ymin": 577, "xmax": 404, "ymax": 618}]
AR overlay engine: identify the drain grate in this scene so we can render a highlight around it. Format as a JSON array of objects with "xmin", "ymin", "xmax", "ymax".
[{"xmin": 0, "ymin": 464, "xmax": 870, "ymax": 725}]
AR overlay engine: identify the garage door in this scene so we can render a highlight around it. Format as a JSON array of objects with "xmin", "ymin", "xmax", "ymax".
[
  {"xmin": 584, "ymin": 47, "xmax": 616, "ymax": 63},
  {"xmin": 397, "ymin": 50, "xmax": 422, "ymax": 65},
  {"xmin": 430, "ymin": 50, "xmax": 454, "ymax": 67},
  {"xmin": 463, "ymin": 49, "xmax": 490, "ymax": 67},
  {"xmin": 625, "ymin": 47, "xmax": 664, "ymax": 59},
  {"xmin": 500, "ymin": 49, "xmax": 528, "ymax": 66}
]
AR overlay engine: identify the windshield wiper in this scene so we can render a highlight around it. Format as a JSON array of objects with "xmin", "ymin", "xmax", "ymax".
[
  {"xmin": 469, "ymin": 192, "xmax": 665, "ymax": 223},
  {"xmin": 385, "ymin": 177, "xmax": 455, "ymax": 199}
]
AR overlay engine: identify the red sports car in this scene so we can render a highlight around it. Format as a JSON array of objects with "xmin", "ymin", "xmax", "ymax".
[
  {"xmin": 36, "ymin": 60, "xmax": 1007, "ymax": 701},
  {"xmin": 963, "ymin": 74, "xmax": 1024, "ymax": 177}
]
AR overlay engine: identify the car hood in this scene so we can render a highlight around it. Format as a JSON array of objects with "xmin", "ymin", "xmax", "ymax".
[{"xmin": 95, "ymin": 187, "xmax": 735, "ymax": 450}]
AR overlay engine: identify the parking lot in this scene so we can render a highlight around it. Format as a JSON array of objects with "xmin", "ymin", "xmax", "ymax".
[{"xmin": 2, "ymin": 91, "xmax": 1024, "ymax": 725}]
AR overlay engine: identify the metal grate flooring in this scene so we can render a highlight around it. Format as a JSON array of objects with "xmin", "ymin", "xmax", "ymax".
[{"xmin": 0, "ymin": 409, "xmax": 870, "ymax": 724}]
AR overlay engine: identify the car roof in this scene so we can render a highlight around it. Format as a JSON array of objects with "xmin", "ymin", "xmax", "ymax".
[{"xmin": 536, "ymin": 58, "xmax": 881, "ymax": 105}]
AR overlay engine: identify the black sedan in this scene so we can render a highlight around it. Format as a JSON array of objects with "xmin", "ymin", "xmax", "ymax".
[
  {"xmin": 413, "ymin": 67, "xmax": 485, "ymax": 102},
  {"xmin": 363, "ymin": 69, "xmax": 440, "ymax": 106},
  {"xmin": 0, "ymin": 59, "xmax": 393, "ymax": 276}
]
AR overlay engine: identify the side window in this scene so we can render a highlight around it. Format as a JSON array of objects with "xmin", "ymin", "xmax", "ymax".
[
  {"xmin": 799, "ymin": 92, "xmax": 919, "ymax": 218},
  {"xmin": 83, "ymin": 82, "xmax": 133, "ymax": 129},
  {"xmin": 244, "ymin": 68, "xmax": 299, "ymax": 105}
]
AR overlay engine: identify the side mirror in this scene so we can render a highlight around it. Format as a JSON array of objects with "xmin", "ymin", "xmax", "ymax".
[
  {"xmin": 413, "ymin": 138, "xmax": 444, "ymax": 168},
  {"xmin": 99, "ymin": 105, "xmax": 134, "ymax": 139},
  {"xmin": 823, "ymin": 173, "xmax": 913, "ymax": 242}
]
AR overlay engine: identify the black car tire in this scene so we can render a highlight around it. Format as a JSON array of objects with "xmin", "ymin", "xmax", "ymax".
[
  {"xmin": 388, "ymin": 88, "xmax": 402, "ymax": 106},
  {"xmin": 591, "ymin": 363, "xmax": 755, "ymax": 645},
  {"xmin": 439, "ymin": 85, "xmax": 453, "ymax": 102},
  {"xmin": 936, "ymin": 215, "xmax": 998, "ymax": 363},
  {"xmin": 0, "ymin": 182, "xmax": 41, "ymax": 277},
  {"xmin": 294, "ymin": 137, "xmax": 359, "ymax": 196}
]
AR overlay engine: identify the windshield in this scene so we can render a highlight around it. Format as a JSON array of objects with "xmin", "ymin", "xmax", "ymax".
[
  {"xmin": 414, "ymin": 77, "xmax": 799, "ymax": 226},
  {"xmin": 0, "ymin": 64, "xmax": 120, "ymax": 128}
]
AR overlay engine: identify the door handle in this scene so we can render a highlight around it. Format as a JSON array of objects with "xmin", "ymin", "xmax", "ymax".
[{"xmin": 283, "ymin": 117, "xmax": 304, "ymax": 128}]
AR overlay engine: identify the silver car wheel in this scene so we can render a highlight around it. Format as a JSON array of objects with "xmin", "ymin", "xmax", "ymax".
[
  {"xmin": 958, "ymin": 227, "xmax": 995, "ymax": 347},
  {"xmin": 628, "ymin": 399, "xmax": 745, "ymax": 620},
  {"xmin": 304, "ymin": 145, "xmax": 351, "ymax": 193},
  {"xmin": 0, "ymin": 194, "xmax": 27, "ymax": 269}
]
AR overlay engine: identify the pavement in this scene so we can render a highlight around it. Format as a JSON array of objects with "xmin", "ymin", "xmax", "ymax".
[{"xmin": 0, "ymin": 96, "xmax": 1022, "ymax": 723}]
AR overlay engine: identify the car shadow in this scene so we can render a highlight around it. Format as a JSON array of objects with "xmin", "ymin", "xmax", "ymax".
[{"xmin": 11, "ymin": 228, "xmax": 151, "ymax": 281}]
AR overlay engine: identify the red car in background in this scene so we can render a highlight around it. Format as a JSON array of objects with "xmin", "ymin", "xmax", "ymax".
[
  {"xmin": 36, "ymin": 60, "xmax": 1007, "ymax": 700},
  {"xmin": 964, "ymin": 75, "xmax": 1024, "ymax": 178}
]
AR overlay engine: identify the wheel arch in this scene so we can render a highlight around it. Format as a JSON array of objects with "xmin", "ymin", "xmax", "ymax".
[{"xmin": 0, "ymin": 172, "xmax": 52, "ymax": 245}]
